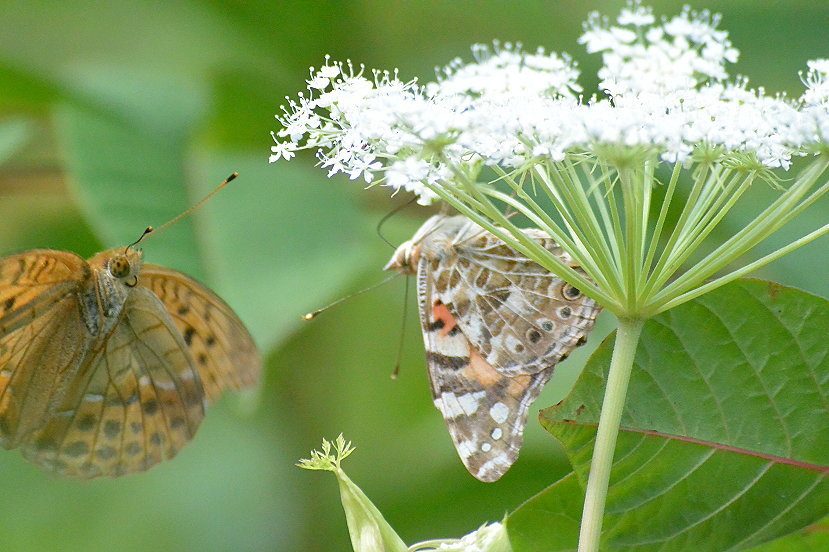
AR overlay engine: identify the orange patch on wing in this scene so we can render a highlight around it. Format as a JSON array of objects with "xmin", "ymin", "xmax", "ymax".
[
  {"xmin": 432, "ymin": 301, "xmax": 458, "ymax": 337},
  {"xmin": 505, "ymin": 375, "xmax": 533, "ymax": 398},
  {"xmin": 463, "ymin": 347, "xmax": 501, "ymax": 388}
]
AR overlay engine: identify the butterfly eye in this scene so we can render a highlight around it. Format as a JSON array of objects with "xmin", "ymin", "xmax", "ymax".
[
  {"xmin": 108, "ymin": 257, "xmax": 131, "ymax": 279},
  {"xmin": 562, "ymin": 284, "xmax": 582, "ymax": 300}
]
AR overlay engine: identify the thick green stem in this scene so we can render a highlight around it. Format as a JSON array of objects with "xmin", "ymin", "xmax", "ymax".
[{"xmin": 578, "ymin": 316, "xmax": 645, "ymax": 552}]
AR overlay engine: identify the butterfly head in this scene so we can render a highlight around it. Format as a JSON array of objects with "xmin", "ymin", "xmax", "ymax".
[
  {"xmin": 89, "ymin": 247, "xmax": 144, "ymax": 284},
  {"xmin": 384, "ymin": 240, "xmax": 421, "ymax": 275},
  {"xmin": 384, "ymin": 214, "xmax": 459, "ymax": 275}
]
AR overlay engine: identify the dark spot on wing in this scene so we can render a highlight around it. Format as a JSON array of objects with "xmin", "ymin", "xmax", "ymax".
[
  {"xmin": 104, "ymin": 420, "xmax": 121, "ymax": 440},
  {"xmin": 3, "ymin": 297, "xmax": 15, "ymax": 311},
  {"xmin": 197, "ymin": 353, "xmax": 208, "ymax": 366},
  {"xmin": 170, "ymin": 417, "xmax": 186, "ymax": 430},
  {"xmin": 64, "ymin": 441, "xmax": 90, "ymax": 458},
  {"xmin": 77, "ymin": 414, "xmax": 97, "ymax": 432},
  {"xmin": 493, "ymin": 290, "xmax": 510, "ymax": 303},
  {"xmin": 563, "ymin": 285, "xmax": 582, "ymax": 299},
  {"xmin": 125, "ymin": 442, "xmax": 142, "ymax": 456},
  {"xmin": 426, "ymin": 352, "xmax": 468, "ymax": 371},
  {"xmin": 149, "ymin": 433, "xmax": 163, "ymax": 446},
  {"xmin": 177, "ymin": 305, "xmax": 190, "ymax": 316},
  {"xmin": 96, "ymin": 446, "xmax": 117, "ymax": 460},
  {"xmin": 35, "ymin": 436, "xmax": 57, "ymax": 452},
  {"xmin": 184, "ymin": 390, "xmax": 203, "ymax": 407},
  {"xmin": 528, "ymin": 329, "xmax": 542, "ymax": 343},
  {"xmin": 429, "ymin": 319, "xmax": 445, "ymax": 332},
  {"xmin": 183, "ymin": 326, "xmax": 195, "ymax": 346},
  {"xmin": 142, "ymin": 399, "xmax": 159, "ymax": 415},
  {"xmin": 205, "ymin": 335, "xmax": 216, "ymax": 347}
]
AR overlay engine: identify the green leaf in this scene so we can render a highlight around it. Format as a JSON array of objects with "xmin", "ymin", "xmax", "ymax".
[
  {"xmin": 0, "ymin": 117, "xmax": 32, "ymax": 162},
  {"xmin": 508, "ymin": 279, "xmax": 829, "ymax": 552},
  {"xmin": 0, "ymin": 64, "xmax": 63, "ymax": 112},
  {"xmin": 507, "ymin": 473, "xmax": 583, "ymax": 551},
  {"xmin": 190, "ymin": 153, "xmax": 371, "ymax": 351},
  {"xmin": 57, "ymin": 68, "xmax": 370, "ymax": 350},
  {"xmin": 745, "ymin": 517, "xmax": 829, "ymax": 551},
  {"xmin": 56, "ymin": 65, "xmax": 208, "ymax": 269}
]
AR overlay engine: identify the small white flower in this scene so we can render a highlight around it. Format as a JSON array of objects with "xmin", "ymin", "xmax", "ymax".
[
  {"xmin": 270, "ymin": 2, "xmax": 827, "ymax": 204},
  {"xmin": 410, "ymin": 522, "xmax": 511, "ymax": 552},
  {"xmin": 269, "ymin": 140, "xmax": 296, "ymax": 162}
]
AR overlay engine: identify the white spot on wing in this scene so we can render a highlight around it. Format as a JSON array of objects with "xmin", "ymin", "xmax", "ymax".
[
  {"xmin": 481, "ymin": 442, "xmax": 492, "ymax": 452},
  {"xmin": 436, "ymin": 334, "xmax": 470, "ymax": 356},
  {"xmin": 434, "ymin": 391, "xmax": 485, "ymax": 419},
  {"xmin": 153, "ymin": 380, "xmax": 176, "ymax": 391},
  {"xmin": 476, "ymin": 452, "xmax": 511, "ymax": 479},
  {"xmin": 505, "ymin": 335, "xmax": 524, "ymax": 353},
  {"xmin": 489, "ymin": 402, "xmax": 509, "ymax": 424},
  {"xmin": 84, "ymin": 393, "xmax": 104, "ymax": 402},
  {"xmin": 457, "ymin": 391, "xmax": 485, "ymax": 415},
  {"xmin": 457, "ymin": 440, "xmax": 477, "ymax": 459},
  {"xmin": 491, "ymin": 427, "xmax": 503, "ymax": 440}
]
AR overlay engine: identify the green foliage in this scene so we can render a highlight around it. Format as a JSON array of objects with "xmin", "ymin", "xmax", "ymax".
[{"xmin": 509, "ymin": 280, "xmax": 829, "ymax": 551}]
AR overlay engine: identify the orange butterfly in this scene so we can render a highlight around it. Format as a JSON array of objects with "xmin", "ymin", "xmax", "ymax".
[{"xmin": 0, "ymin": 175, "xmax": 260, "ymax": 478}]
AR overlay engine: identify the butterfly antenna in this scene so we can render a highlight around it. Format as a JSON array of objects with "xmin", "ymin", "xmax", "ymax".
[
  {"xmin": 303, "ymin": 273, "xmax": 400, "ymax": 320},
  {"xmin": 377, "ymin": 196, "xmax": 418, "ymax": 249},
  {"xmin": 124, "ymin": 226, "xmax": 154, "ymax": 254},
  {"xmin": 390, "ymin": 275, "xmax": 410, "ymax": 380},
  {"xmin": 151, "ymin": 172, "xmax": 239, "ymax": 236}
]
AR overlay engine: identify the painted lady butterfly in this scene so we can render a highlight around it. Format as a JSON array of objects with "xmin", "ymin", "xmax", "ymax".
[{"xmin": 385, "ymin": 214, "xmax": 601, "ymax": 482}]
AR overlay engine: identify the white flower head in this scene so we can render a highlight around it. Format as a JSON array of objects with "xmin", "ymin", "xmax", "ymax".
[
  {"xmin": 271, "ymin": 2, "xmax": 828, "ymax": 205},
  {"xmin": 410, "ymin": 522, "xmax": 511, "ymax": 552}
]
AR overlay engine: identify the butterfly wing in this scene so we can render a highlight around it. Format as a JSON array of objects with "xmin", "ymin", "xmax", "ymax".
[
  {"xmin": 431, "ymin": 227, "xmax": 601, "ymax": 377},
  {"xmin": 139, "ymin": 265, "xmax": 260, "ymax": 402},
  {"xmin": 20, "ymin": 287, "xmax": 207, "ymax": 478},
  {"xmin": 0, "ymin": 251, "xmax": 94, "ymax": 449},
  {"xmin": 418, "ymin": 257, "xmax": 554, "ymax": 482}
]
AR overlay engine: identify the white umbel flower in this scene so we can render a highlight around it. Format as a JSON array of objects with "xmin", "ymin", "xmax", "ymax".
[{"xmin": 271, "ymin": 3, "xmax": 826, "ymax": 205}]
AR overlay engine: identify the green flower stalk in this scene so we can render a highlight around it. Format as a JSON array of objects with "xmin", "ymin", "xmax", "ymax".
[
  {"xmin": 299, "ymin": 436, "xmax": 512, "ymax": 552},
  {"xmin": 298, "ymin": 435, "xmax": 408, "ymax": 552},
  {"xmin": 277, "ymin": 3, "xmax": 829, "ymax": 551}
]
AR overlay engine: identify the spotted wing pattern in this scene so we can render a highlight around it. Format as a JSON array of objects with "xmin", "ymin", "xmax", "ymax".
[
  {"xmin": 140, "ymin": 265, "xmax": 260, "ymax": 402},
  {"xmin": 419, "ymin": 268, "xmax": 556, "ymax": 482},
  {"xmin": 0, "ymin": 251, "xmax": 92, "ymax": 450},
  {"xmin": 426, "ymin": 221, "xmax": 600, "ymax": 377},
  {"xmin": 21, "ymin": 288, "xmax": 206, "ymax": 478},
  {"xmin": 0, "ymin": 249, "xmax": 260, "ymax": 478},
  {"xmin": 404, "ymin": 215, "xmax": 601, "ymax": 482}
]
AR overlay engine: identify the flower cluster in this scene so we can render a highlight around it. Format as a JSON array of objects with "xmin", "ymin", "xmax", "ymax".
[{"xmin": 270, "ymin": 2, "xmax": 829, "ymax": 205}]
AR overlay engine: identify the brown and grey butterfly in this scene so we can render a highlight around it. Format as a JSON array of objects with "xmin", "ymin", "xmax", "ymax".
[
  {"xmin": 0, "ymin": 247, "xmax": 260, "ymax": 478},
  {"xmin": 385, "ymin": 215, "xmax": 600, "ymax": 482}
]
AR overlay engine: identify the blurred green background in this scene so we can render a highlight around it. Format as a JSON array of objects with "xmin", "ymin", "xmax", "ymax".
[{"xmin": 0, "ymin": 1, "xmax": 826, "ymax": 551}]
